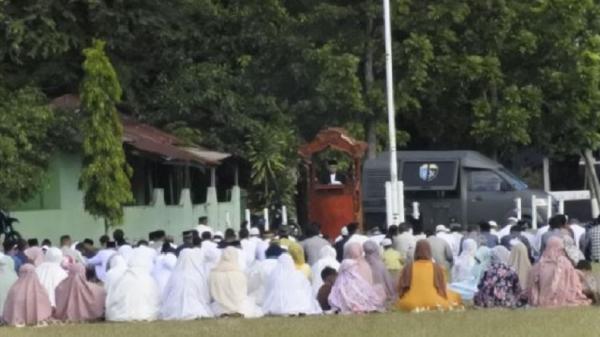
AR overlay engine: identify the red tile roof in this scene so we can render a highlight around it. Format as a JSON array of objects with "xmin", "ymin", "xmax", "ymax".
[{"xmin": 51, "ymin": 94, "xmax": 229, "ymax": 166}]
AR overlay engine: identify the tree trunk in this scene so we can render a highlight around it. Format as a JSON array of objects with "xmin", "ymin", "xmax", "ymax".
[
  {"xmin": 364, "ymin": 14, "xmax": 377, "ymax": 159},
  {"xmin": 582, "ymin": 149, "xmax": 600, "ymax": 211},
  {"xmin": 366, "ymin": 120, "xmax": 377, "ymax": 159}
]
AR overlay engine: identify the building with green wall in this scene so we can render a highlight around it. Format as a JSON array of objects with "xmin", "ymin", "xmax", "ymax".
[{"xmin": 10, "ymin": 112, "xmax": 244, "ymax": 245}]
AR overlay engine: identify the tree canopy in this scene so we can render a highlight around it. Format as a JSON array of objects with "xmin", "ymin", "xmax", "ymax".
[
  {"xmin": 2, "ymin": 0, "xmax": 600, "ymax": 209},
  {"xmin": 79, "ymin": 39, "xmax": 133, "ymax": 227}
]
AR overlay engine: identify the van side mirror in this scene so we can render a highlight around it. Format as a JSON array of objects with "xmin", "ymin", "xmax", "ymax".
[{"xmin": 500, "ymin": 181, "xmax": 512, "ymax": 192}]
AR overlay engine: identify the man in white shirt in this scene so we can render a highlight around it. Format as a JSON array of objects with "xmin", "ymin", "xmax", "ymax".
[
  {"xmin": 569, "ymin": 218, "xmax": 587, "ymax": 249},
  {"xmin": 240, "ymin": 227, "xmax": 259, "ymax": 266},
  {"xmin": 435, "ymin": 224, "xmax": 456, "ymax": 253},
  {"xmin": 496, "ymin": 217, "xmax": 518, "ymax": 240},
  {"xmin": 393, "ymin": 223, "xmax": 416, "ymax": 261},
  {"xmin": 449, "ymin": 223, "xmax": 464, "ymax": 257},
  {"xmin": 86, "ymin": 237, "xmax": 116, "ymax": 283},
  {"xmin": 320, "ymin": 160, "xmax": 346, "ymax": 185}
]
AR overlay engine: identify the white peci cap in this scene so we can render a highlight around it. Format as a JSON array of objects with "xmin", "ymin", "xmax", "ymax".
[{"xmin": 435, "ymin": 224, "xmax": 450, "ymax": 233}]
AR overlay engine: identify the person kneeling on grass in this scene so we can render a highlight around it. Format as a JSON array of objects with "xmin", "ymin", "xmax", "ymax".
[
  {"xmin": 396, "ymin": 240, "xmax": 462, "ymax": 311},
  {"xmin": 160, "ymin": 248, "xmax": 213, "ymax": 320},
  {"xmin": 105, "ymin": 248, "xmax": 160, "ymax": 321},
  {"xmin": 317, "ymin": 267, "xmax": 337, "ymax": 312},
  {"xmin": 54, "ymin": 263, "xmax": 106, "ymax": 322},
  {"xmin": 2, "ymin": 264, "xmax": 52, "ymax": 327},
  {"xmin": 209, "ymin": 247, "xmax": 263, "ymax": 318},
  {"xmin": 473, "ymin": 246, "xmax": 525, "ymax": 308},
  {"xmin": 527, "ymin": 236, "xmax": 590, "ymax": 308},
  {"xmin": 262, "ymin": 253, "xmax": 322, "ymax": 316},
  {"xmin": 328, "ymin": 260, "xmax": 386, "ymax": 313}
]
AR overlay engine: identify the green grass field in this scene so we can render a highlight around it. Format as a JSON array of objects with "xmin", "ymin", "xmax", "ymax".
[{"xmin": 4, "ymin": 307, "xmax": 600, "ymax": 337}]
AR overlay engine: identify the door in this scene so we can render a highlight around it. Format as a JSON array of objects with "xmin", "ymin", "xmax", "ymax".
[{"xmin": 466, "ymin": 169, "xmax": 516, "ymax": 224}]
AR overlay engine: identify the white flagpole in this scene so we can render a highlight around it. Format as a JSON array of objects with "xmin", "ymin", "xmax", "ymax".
[{"xmin": 383, "ymin": 0, "xmax": 400, "ymax": 226}]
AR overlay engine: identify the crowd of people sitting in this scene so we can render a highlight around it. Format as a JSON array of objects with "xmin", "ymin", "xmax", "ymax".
[{"xmin": 1, "ymin": 213, "xmax": 599, "ymax": 327}]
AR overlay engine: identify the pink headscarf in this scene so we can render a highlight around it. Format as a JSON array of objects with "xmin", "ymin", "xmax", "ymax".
[
  {"xmin": 343, "ymin": 242, "xmax": 374, "ymax": 285},
  {"xmin": 2, "ymin": 264, "xmax": 52, "ymax": 326},
  {"xmin": 24, "ymin": 247, "xmax": 44, "ymax": 267},
  {"xmin": 54, "ymin": 263, "xmax": 106, "ymax": 322},
  {"xmin": 528, "ymin": 236, "xmax": 591, "ymax": 308},
  {"xmin": 363, "ymin": 241, "xmax": 396, "ymax": 300},
  {"xmin": 328, "ymin": 260, "xmax": 385, "ymax": 313}
]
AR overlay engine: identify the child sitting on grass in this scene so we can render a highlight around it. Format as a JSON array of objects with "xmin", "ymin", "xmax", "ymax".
[{"xmin": 317, "ymin": 267, "xmax": 338, "ymax": 312}]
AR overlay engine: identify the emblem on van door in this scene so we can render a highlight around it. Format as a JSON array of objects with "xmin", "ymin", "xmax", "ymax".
[{"xmin": 419, "ymin": 163, "xmax": 439, "ymax": 182}]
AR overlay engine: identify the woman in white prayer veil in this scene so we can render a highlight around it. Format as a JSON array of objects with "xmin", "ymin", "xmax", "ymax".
[
  {"xmin": 118, "ymin": 245, "xmax": 133, "ymax": 263},
  {"xmin": 248, "ymin": 244, "xmax": 284, "ymax": 305},
  {"xmin": 160, "ymin": 248, "xmax": 213, "ymax": 320},
  {"xmin": 262, "ymin": 253, "xmax": 322, "ymax": 316},
  {"xmin": 104, "ymin": 255, "xmax": 127, "ymax": 292},
  {"xmin": 311, "ymin": 245, "xmax": 341, "ymax": 295},
  {"xmin": 209, "ymin": 247, "xmax": 263, "ymax": 318},
  {"xmin": 151, "ymin": 253, "xmax": 177, "ymax": 296},
  {"xmin": 35, "ymin": 247, "xmax": 67, "ymax": 307},
  {"xmin": 203, "ymin": 246, "xmax": 221, "ymax": 277},
  {"xmin": 451, "ymin": 239, "xmax": 478, "ymax": 283},
  {"xmin": 106, "ymin": 248, "xmax": 160, "ymax": 321}
]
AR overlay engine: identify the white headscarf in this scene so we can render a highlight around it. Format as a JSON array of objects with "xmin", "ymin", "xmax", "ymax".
[
  {"xmin": 247, "ymin": 256, "xmax": 278, "ymax": 306},
  {"xmin": 106, "ymin": 248, "xmax": 160, "ymax": 321},
  {"xmin": 35, "ymin": 247, "xmax": 67, "ymax": 307},
  {"xmin": 151, "ymin": 253, "xmax": 177, "ymax": 296},
  {"xmin": 491, "ymin": 245, "xmax": 511, "ymax": 264},
  {"xmin": 160, "ymin": 248, "xmax": 213, "ymax": 320},
  {"xmin": 311, "ymin": 245, "xmax": 340, "ymax": 295},
  {"xmin": 117, "ymin": 245, "xmax": 133, "ymax": 262},
  {"xmin": 262, "ymin": 254, "xmax": 322, "ymax": 316},
  {"xmin": 209, "ymin": 247, "xmax": 262, "ymax": 318},
  {"xmin": 201, "ymin": 244, "xmax": 221, "ymax": 276},
  {"xmin": 104, "ymin": 255, "xmax": 127, "ymax": 293},
  {"xmin": 451, "ymin": 239, "xmax": 478, "ymax": 283}
]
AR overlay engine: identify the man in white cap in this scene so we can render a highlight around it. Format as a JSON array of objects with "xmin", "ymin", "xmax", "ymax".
[
  {"xmin": 478, "ymin": 221, "xmax": 499, "ymax": 248},
  {"xmin": 240, "ymin": 227, "xmax": 258, "ymax": 266},
  {"xmin": 435, "ymin": 224, "xmax": 455, "ymax": 251},
  {"xmin": 334, "ymin": 226, "xmax": 348, "ymax": 243},
  {"xmin": 249, "ymin": 227, "xmax": 268, "ymax": 261}
]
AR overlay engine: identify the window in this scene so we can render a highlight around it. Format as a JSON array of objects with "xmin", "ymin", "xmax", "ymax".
[{"xmin": 468, "ymin": 170, "xmax": 505, "ymax": 192}]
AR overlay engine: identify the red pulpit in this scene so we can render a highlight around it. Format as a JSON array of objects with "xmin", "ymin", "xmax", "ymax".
[{"xmin": 299, "ymin": 128, "xmax": 368, "ymax": 240}]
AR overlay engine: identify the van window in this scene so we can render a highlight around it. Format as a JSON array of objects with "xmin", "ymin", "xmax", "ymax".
[
  {"xmin": 467, "ymin": 170, "xmax": 505, "ymax": 192},
  {"xmin": 401, "ymin": 160, "xmax": 459, "ymax": 191},
  {"xmin": 499, "ymin": 168, "xmax": 528, "ymax": 190}
]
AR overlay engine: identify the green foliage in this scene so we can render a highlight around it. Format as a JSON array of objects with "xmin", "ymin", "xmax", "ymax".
[
  {"xmin": 79, "ymin": 39, "xmax": 132, "ymax": 227},
  {"xmin": 245, "ymin": 123, "xmax": 297, "ymax": 210},
  {"xmin": 4, "ymin": 0, "xmax": 600, "ymax": 211},
  {"xmin": 0, "ymin": 86, "xmax": 54, "ymax": 209}
]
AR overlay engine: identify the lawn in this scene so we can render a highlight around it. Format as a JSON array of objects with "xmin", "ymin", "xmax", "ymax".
[{"xmin": 4, "ymin": 307, "xmax": 600, "ymax": 337}]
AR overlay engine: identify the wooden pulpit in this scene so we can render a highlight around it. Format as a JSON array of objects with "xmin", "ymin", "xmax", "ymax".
[{"xmin": 298, "ymin": 128, "xmax": 368, "ymax": 240}]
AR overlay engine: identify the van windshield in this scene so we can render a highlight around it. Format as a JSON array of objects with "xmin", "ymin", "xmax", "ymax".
[{"xmin": 499, "ymin": 168, "xmax": 528, "ymax": 191}]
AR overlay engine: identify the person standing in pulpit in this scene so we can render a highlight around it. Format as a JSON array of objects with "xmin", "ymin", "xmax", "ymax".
[{"xmin": 320, "ymin": 160, "xmax": 346, "ymax": 185}]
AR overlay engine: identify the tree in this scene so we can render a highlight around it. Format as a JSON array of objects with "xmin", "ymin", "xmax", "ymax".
[
  {"xmin": 79, "ymin": 39, "xmax": 132, "ymax": 229},
  {"xmin": 522, "ymin": 0, "xmax": 600, "ymax": 204},
  {"xmin": 245, "ymin": 123, "xmax": 298, "ymax": 210},
  {"xmin": 0, "ymin": 86, "xmax": 54, "ymax": 209}
]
